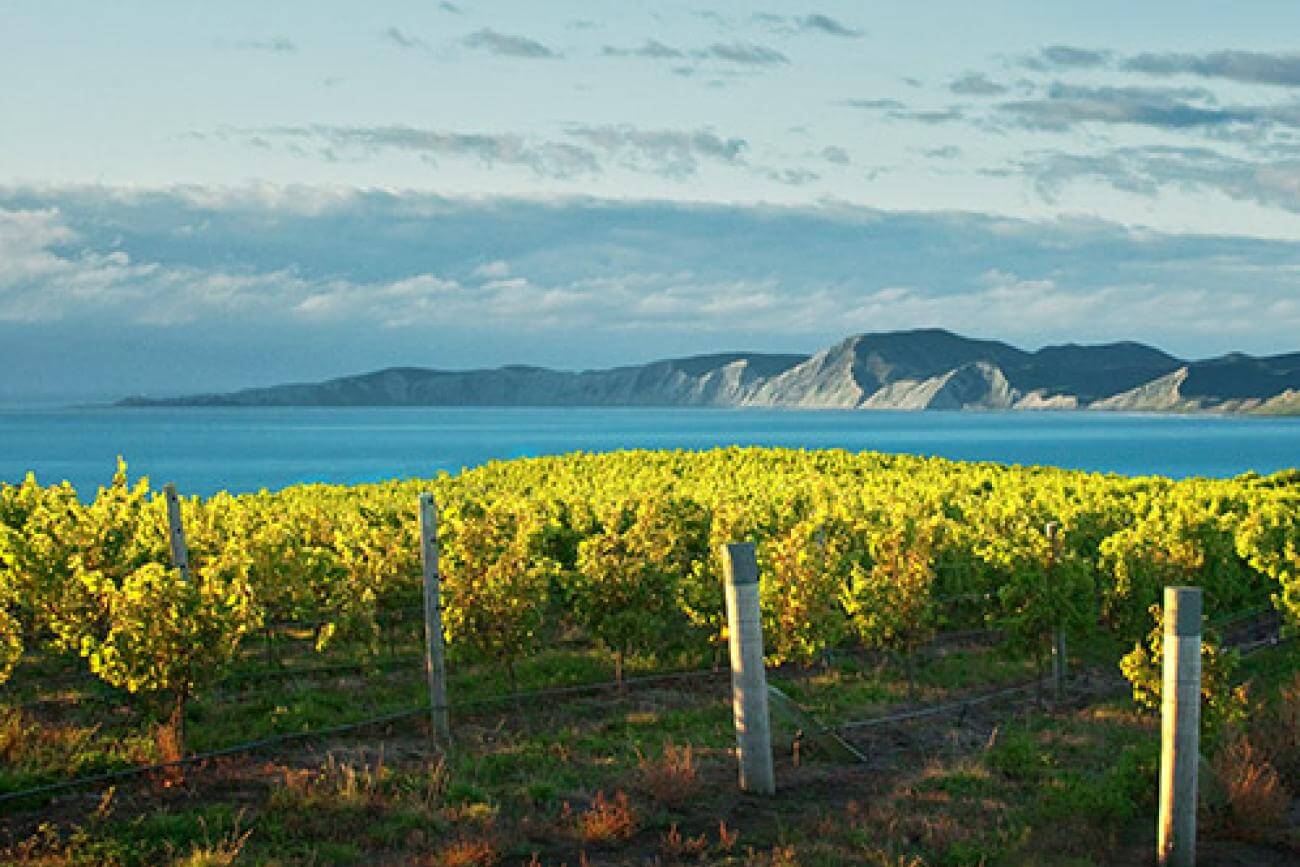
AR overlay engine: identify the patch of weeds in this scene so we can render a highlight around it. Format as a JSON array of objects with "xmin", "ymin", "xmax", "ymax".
[
  {"xmin": 573, "ymin": 790, "xmax": 638, "ymax": 845},
  {"xmin": 638, "ymin": 742, "xmax": 699, "ymax": 806},
  {"xmin": 425, "ymin": 835, "xmax": 499, "ymax": 867},
  {"xmin": 445, "ymin": 780, "xmax": 493, "ymax": 807},
  {"xmin": 986, "ymin": 726, "xmax": 1052, "ymax": 782},
  {"xmin": 915, "ymin": 766, "xmax": 1000, "ymax": 800},
  {"xmin": 1208, "ymin": 732, "xmax": 1291, "ymax": 840}
]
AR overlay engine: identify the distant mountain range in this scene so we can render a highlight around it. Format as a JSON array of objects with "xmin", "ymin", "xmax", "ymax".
[{"xmin": 118, "ymin": 329, "xmax": 1300, "ymax": 414}]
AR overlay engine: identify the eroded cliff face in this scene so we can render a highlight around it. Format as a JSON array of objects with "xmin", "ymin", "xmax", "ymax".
[
  {"xmin": 1091, "ymin": 368, "xmax": 1196, "ymax": 412},
  {"xmin": 119, "ymin": 329, "xmax": 1300, "ymax": 415}
]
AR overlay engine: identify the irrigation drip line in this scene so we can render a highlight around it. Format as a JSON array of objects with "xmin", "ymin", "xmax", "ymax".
[
  {"xmin": 4, "ymin": 627, "xmax": 1293, "ymax": 808},
  {"xmin": 216, "ymin": 652, "xmax": 425, "ymax": 689},
  {"xmin": 1237, "ymin": 633, "xmax": 1297, "ymax": 657},
  {"xmin": 832, "ymin": 627, "xmax": 1292, "ymax": 735},
  {"xmin": 0, "ymin": 705, "xmax": 428, "ymax": 807},
  {"xmin": 1209, "ymin": 606, "xmax": 1280, "ymax": 629},
  {"xmin": 834, "ymin": 679, "xmax": 1046, "ymax": 732},
  {"xmin": 0, "ymin": 666, "xmax": 725, "ymax": 807}
]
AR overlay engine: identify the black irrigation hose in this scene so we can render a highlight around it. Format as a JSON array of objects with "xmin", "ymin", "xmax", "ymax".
[
  {"xmin": 0, "ymin": 706, "xmax": 428, "ymax": 807},
  {"xmin": 834, "ymin": 679, "xmax": 1046, "ymax": 732},
  {"xmin": 0, "ymin": 666, "xmax": 725, "ymax": 807},
  {"xmin": 5, "ymin": 625, "xmax": 1291, "ymax": 808},
  {"xmin": 834, "ymin": 625, "xmax": 1296, "ymax": 734},
  {"xmin": 1208, "ymin": 605, "xmax": 1280, "ymax": 629}
]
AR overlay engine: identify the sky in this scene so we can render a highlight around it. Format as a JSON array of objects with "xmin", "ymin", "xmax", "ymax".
[{"xmin": 4, "ymin": 1, "xmax": 1300, "ymax": 402}]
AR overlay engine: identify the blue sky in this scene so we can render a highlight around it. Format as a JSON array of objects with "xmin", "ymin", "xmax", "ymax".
[{"xmin": 4, "ymin": 2, "xmax": 1300, "ymax": 401}]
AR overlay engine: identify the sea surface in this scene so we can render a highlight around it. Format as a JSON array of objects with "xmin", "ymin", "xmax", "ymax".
[{"xmin": 1, "ymin": 406, "xmax": 1299, "ymax": 496}]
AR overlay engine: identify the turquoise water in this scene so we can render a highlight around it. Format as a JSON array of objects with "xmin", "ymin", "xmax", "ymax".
[{"xmin": 1, "ymin": 406, "xmax": 1298, "ymax": 496}]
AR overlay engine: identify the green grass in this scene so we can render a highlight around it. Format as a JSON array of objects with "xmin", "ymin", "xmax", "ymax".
[{"xmin": 4, "ymin": 641, "xmax": 1298, "ymax": 865}]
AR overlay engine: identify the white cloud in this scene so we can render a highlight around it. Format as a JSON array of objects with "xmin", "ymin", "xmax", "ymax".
[
  {"xmin": 5, "ymin": 188, "xmax": 1300, "ymax": 402},
  {"xmin": 472, "ymin": 259, "xmax": 511, "ymax": 279}
]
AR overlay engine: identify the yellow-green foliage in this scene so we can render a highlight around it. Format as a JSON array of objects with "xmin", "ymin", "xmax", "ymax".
[
  {"xmin": 573, "ymin": 497, "xmax": 706, "ymax": 673},
  {"xmin": 28, "ymin": 463, "xmax": 259, "ymax": 706},
  {"xmin": 1119, "ymin": 603, "xmax": 1244, "ymax": 736},
  {"xmin": 1, "ymin": 447, "xmax": 1298, "ymax": 718},
  {"xmin": 0, "ymin": 606, "xmax": 20, "ymax": 684},
  {"xmin": 439, "ymin": 498, "xmax": 554, "ymax": 675}
]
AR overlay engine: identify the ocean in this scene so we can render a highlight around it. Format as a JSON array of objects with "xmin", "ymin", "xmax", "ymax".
[{"xmin": 1, "ymin": 406, "xmax": 1298, "ymax": 497}]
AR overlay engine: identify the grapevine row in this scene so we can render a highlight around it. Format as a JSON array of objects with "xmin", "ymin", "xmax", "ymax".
[{"xmin": 1, "ymin": 448, "xmax": 1297, "ymax": 760}]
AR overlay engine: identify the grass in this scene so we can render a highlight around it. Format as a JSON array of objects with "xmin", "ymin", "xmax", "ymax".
[{"xmin": 3, "ymin": 635, "xmax": 1298, "ymax": 865}]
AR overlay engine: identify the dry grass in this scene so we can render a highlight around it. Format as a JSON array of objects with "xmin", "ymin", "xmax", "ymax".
[
  {"xmin": 1211, "ymin": 732, "xmax": 1292, "ymax": 839},
  {"xmin": 716, "ymin": 820, "xmax": 739, "ymax": 852},
  {"xmin": 575, "ymin": 790, "xmax": 638, "ymax": 844},
  {"xmin": 0, "ymin": 709, "xmax": 28, "ymax": 762},
  {"xmin": 638, "ymin": 742, "xmax": 699, "ymax": 805},
  {"xmin": 1250, "ymin": 672, "xmax": 1300, "ymax": 787},
  {"xmin": 748, "ymin": 844, "xmax": 800, "ymax": 867},
  {"xmin": 659, "ymin": 823, "xmax": 710, "ymax": 861},
  {"xmin": 277, "ymin": 750, "xmax": 394, "ymax": 808},
  {"xmin": 175, "ymin": 814, "xmax": 253, "ymax": 867},
  {"xmin": 426, "ymin": 837, "xmax": 499, "ymax": 867}
]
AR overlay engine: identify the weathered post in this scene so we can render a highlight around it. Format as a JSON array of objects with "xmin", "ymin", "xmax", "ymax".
[
  {"xmin": 163, "ymin": 483, "xmax": 190, "ymax": 583},
  {"xmin": 1046, "ymin": 522, "xmax": 1066, "ymax": 699},
  {"xmin": 418, "ymin": 493, "xmax": 451, "ymax": 744},
  {"xmin": 721, "ymin": 542, "xmax": 775, "ymax": 795},
  {"xmin": 1158, "ymin": 586, "xmax": 1202, "ymax": 867}
]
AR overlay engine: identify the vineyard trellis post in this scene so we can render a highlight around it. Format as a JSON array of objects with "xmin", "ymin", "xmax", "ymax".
[
  {"xmin": 721, "ymin": 542, "xmax": 775, "ymax": 795},
  {"xmin": 163, "ymin": 483, "xmax": 190, "ymax": 583},
  {"xmin": 418, "ymin": 493, "xmax": 451, "ymax": 744},
  {"xmin": 1157, "ymin": 586, "xmax": 1202, "ymax": 867},
  {"xmin": 1046, "ymin": 521, "xmax": 1066, "ymax": 699}
]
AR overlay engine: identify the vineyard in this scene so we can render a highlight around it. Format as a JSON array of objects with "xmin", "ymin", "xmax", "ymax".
[{"xmin": 2, "ymin": 447, "xmax": 1299, "ymax": 865}]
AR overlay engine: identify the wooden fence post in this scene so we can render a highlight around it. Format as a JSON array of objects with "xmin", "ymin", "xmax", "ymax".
[
  {"xmin": 418, "ymin": 493, "xmax": 451, "ymax": 744},
  {"xmin": 721, "ymin": 542, "xmax": 775, "ymax": 795},
  {"xmin": 163, "ymin": 483, "xmax": 190, "ymax": 583},
  {"xmin": 1158, "ymin": 586, "xmax": 1202, "ymax": 867},
  {"xmin": 1046, "ymin": 522, "xmax": 1066, "ymax": 699}
]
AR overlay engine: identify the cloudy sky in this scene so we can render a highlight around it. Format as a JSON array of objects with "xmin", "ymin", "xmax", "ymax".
[{"xmin": 4, "ymin": 1, "xmax": 1300, "ymax": 402}]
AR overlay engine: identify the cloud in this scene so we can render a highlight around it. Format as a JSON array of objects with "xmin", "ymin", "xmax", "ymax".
[
  {"xmin": 762, "ymin": 168, "xmax": 821, "ymax": 185},
  {"xmin": 462, "ymin": 29, "xmax": 558, "ymax": 59},
  {"xmin": 923, "ymin": 145, "xmax": 962, "ymax": 159},
  {"xmin": 605, "ymin": 39, "xmax": 788, "ymax": 68},
  {"xmin": 950, "ymin": 73, "xmax": 1008, "ymax": 96},
  {"xmin": 699, "ymin": 42, "xmax": 788, "ymax": 66},
  {"xmin": 821, "ymin": 145, "xmax": 850, "ymax": 165},
  {"xmin": 6, "ymin": 187, "xmax": 1300, "ymax": 399},
  {"xmin": 236, "ymin": 123, "xmax": 754, "ymax": 181},
  {"xmin": 842, "ymin": 98, "xmax": 906, "ymax": 110},
  {"xmin": 0, "ymin": 206, "xmax": 311, "ymax": 326},
  {"xmin": 1024, "ymin": 45, "xmax": 1110, "ymax": 70},
  {"xmin": 753, "ymin": 12, "xmax": 862, "ymax": 37},
  {"xmin": 602, "ymin": 39, "xmax": 684, "ymax": 59},
  {"xmin": 904, "ymin": 107, "xmax": 966, "ymax": 124},
  {"xmin": 231, "ymin": 37, "xmax": 297, "ymax": 53},
  {"xmin": 998, "ymin": 83, "xmax": 1273, "ymax": 132},
  {"xmin": 249, "ymin": 125, "xmax": 600, "ymax": 179},
  {"xmin": 438, "ymin": 2, "xmax": 461, "ymax": 12},
  {"xmin": 796, "ymin": 14, "xmax": 862, "ymax": 37},
  {"xmin": 563, "ymin": 125, "xmax": 747, "ymax": 178},
  {"xmin": 1124, "ymin": 50, "xmax": 1300, "ymax": 87},
  {"xmin": 382, "ymin": 27, "xmax": 428, "ymax": 50},
  {"xmin": 841, "ymin": 98, "xmax": 963, "ymax": 124},
  {"xmin": 1020, "ymin": 145, "xmax": 1300, "ymax": 213},
  {"xmin": 472, "ymin": 260, "xmax": 511, "ymax": 279}
]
